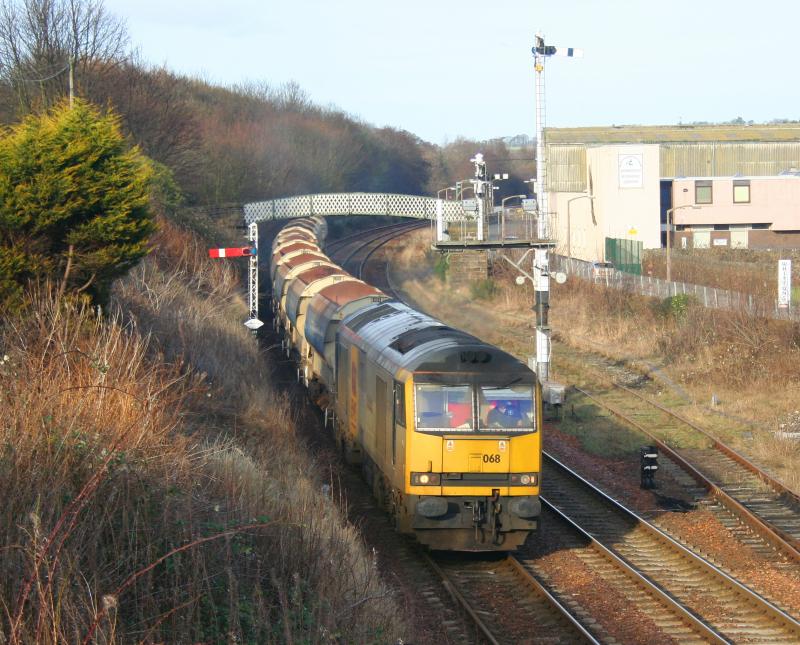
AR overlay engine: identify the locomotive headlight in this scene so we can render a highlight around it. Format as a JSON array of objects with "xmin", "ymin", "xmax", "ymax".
[
  {"xmin": 411, "ymin": 472, "xmax": 441, "ymax": 486},
  {"xmin": 510, "ymin": 473, "xmax": 538, "ymax": 486}
]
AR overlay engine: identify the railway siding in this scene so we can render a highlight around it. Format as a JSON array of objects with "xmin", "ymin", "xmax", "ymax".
[
  {"xmin": 542, "ymin": 454, "xmax": 800, "ymax": 643},
  {"xmin": 569, "ymin": 376, "xmax": 800, "ymax": 565}
]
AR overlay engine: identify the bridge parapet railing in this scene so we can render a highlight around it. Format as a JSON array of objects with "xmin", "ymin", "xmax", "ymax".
[
  {"xmin": 244, "ymin": 192, "xmax": 557, "ymax": 246},
  {"xmin": 244, "ymin": 192, "xmax": 468, "ymax": 223}
]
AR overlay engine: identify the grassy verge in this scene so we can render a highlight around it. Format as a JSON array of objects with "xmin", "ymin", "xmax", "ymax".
[
  {"xmin": 644, "ymin": 247, "xmax": 800, "ymax": 301},
  {"xmin": 0, "ymin": 215, "xmax": 403, "ymax": 643}
]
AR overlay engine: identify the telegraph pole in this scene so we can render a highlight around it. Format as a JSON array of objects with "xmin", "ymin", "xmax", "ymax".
[
  {"xmin": 68, "ymin": 58, "xmax": 74, "ymax": 108},
  {"xmin": 531, "ymin": 32, "xmax": 582, "ymax": 382}
]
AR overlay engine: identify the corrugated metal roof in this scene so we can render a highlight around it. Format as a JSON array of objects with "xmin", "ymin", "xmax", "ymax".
[
  {"xmin": 661, "ymin": 142, "xmax": 800, "ymax": 178},
  {"xmin": 545, "ymin": 140, "xmax": 800, "ymax": 191},
  {"xmin": 545, "ymin": 124, "xmax": 800, "ymax": 144}
]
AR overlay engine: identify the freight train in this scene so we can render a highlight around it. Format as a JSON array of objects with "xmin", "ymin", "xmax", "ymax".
[{"xmin": 270, "ymin": 217, "xmax": 541, "ymax": 551}]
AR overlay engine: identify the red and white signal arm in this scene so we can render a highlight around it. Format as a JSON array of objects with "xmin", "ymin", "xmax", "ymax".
[{"xmin": 208, "ymin": 246, "xmax": 257, "ymax": 258}]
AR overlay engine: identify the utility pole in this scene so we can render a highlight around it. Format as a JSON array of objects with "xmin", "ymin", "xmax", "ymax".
[
  {"xmin": 531, "ymin": 32, "xmax": 582, "ymax": 383},
  {"xmin": 68, "ymin": 58, "xmax": 74, "ymax": 108}
]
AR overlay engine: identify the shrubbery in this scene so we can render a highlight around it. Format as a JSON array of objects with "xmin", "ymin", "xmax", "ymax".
[{"xmin": 0, "ymin": 99, "xmax": 155, "ymax": 311}]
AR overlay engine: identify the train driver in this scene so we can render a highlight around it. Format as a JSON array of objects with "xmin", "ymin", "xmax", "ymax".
[{"xmin": 487, "ymin": 400, "xmax": 523, "ymax": 428}]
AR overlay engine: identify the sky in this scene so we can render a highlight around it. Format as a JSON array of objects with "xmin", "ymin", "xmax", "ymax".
[{"xmin": 103, "ymin": 0, "xmax": 800, "ymax": 144}]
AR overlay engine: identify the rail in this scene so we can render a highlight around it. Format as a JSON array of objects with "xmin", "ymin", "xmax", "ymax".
[
  {"xmin": 573, "ymin": 384, "xmax": 800, "ymax": 563},
  {"xmin": 543, "ymin": 452, "xmax": 800, "ymax": 641}
]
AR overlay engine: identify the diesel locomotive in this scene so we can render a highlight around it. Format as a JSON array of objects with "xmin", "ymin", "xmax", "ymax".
[{"xmin": 270, "ymin": 217, "xmax": 541, "ymax": 551}]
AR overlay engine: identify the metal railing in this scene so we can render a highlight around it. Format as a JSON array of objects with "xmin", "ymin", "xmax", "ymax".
[
  {"xmin": 244, "ymin": 192, "xmax": 467, "ymax": 223},
  {"xmin": 435, "ymin": 209, "xmax": 556, "ymax": 245}
]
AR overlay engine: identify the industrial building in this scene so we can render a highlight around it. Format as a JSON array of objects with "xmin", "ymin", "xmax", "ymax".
[{"xmin": 544, "ymin": 125, "xmax": 800, "ymax": 263}]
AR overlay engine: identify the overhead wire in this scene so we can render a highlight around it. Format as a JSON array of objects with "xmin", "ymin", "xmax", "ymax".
[
  {"xmin": 7, "ymin": 62, "xmax": 70, "ymax": 83},
  {"xmin": 3, "ymin": 63, "xmax": 69, "ymax": 85}
]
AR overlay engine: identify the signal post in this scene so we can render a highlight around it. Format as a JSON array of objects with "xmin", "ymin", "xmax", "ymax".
[{"xmin": 207, "ymin": 222, "xmax": 263, "ymax": 333}]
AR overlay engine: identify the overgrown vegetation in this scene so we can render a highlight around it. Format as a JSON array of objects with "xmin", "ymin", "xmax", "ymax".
[
  {"xmin": 645, "ymin": 247, "xmax": 800, "ymax": 302},
  {"xmin": 0, "ymin": 99, "xmax": 155, "ymax": 311},
  {"xmin": 470, "ymin": 277, "xmax": 498, "ymax": 300},
  {"xmin": 433, "ymin": 253, "xmax": 449, "ymax": 282},
  {"xmin": 0, "ymin": 218, "xmax": 403, "ymax": 643}
]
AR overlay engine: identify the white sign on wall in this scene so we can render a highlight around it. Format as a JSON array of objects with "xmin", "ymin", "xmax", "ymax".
[
  {"xmin": 618, "ymin": 154, "xmax": 643, "ymax": 188},
  {"xmin": 778, "ymin": 259, "xmax": 792, "ymax": 309}
]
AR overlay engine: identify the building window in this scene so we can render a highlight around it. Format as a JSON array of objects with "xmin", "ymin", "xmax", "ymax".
[
  {"xmin": 695, "ymin": 180, "xmax": 712, "ymax": 204},
  {"xmin": 713, "ymin": 224, "xmax": 729, "ymax": 231},
  {"xmin": 733, "ymin": 180, "xmax": 750, "ymax": 204},
  {"xmin": 751, "ymin": 223, "xmax": 769, "ymax": 230}
]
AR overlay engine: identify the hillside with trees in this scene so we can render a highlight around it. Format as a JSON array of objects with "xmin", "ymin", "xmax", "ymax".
[{"xmin": 0, "ymin": 0, "xmax": 534, "ymax": 206}]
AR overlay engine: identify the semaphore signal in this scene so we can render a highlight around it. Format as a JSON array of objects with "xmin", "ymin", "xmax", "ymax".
[
  {"xmin": 207, "ymin": 223, "xmax": 262, "ymax": 332},
  {"xmin": 207, "ymin": 246, "xmax": 257, "ymax": 258}
]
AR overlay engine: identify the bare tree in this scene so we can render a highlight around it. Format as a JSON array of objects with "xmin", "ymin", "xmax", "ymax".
[{"xmin": 0, "ymin": 0, "xmax": 129, "ymax": 116}]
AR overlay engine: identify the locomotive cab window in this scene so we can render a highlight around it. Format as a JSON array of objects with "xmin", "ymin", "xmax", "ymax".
[
  {"xmin": 480, "ymin": 385, "xmax": 535, "ymax": 431},
  {"xmin": 415, "ymin": 384, "xmax": 473, "ymax": 431},
  {"xmin": 394, "ymin": 381, "xmax": 406, "ymax": 427}
]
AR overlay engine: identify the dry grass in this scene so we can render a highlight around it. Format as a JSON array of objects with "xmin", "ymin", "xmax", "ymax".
[
  {"xmin": 391, "ymin": 231, "xmax": 800, "ymax": 493},
  {"xmin": 645, "ymin": 247, "xmax": 800, "ymax": 301},
  {"xmin": 0, "ymin": 216, "xmax": 404, "ymax": 643}
]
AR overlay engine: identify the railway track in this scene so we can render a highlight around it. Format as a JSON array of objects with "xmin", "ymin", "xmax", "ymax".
[
  {"xmin": 541, "ymin": 452, "xmax": 800, "ymax": 643},
  {"xmin": 521, "ymin": 504, "xmax": 725, "ymax": 645},
  {"xmin": 325, "ymin": 219, "xmax": 425, "ymax": 273},
  {"xmin": 554, "ymin": 349, "xmax": 800, "ymax": 568},
  {"xmin": 426, "ymin": 551, "xmax": 600, "ymax": 645}
]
